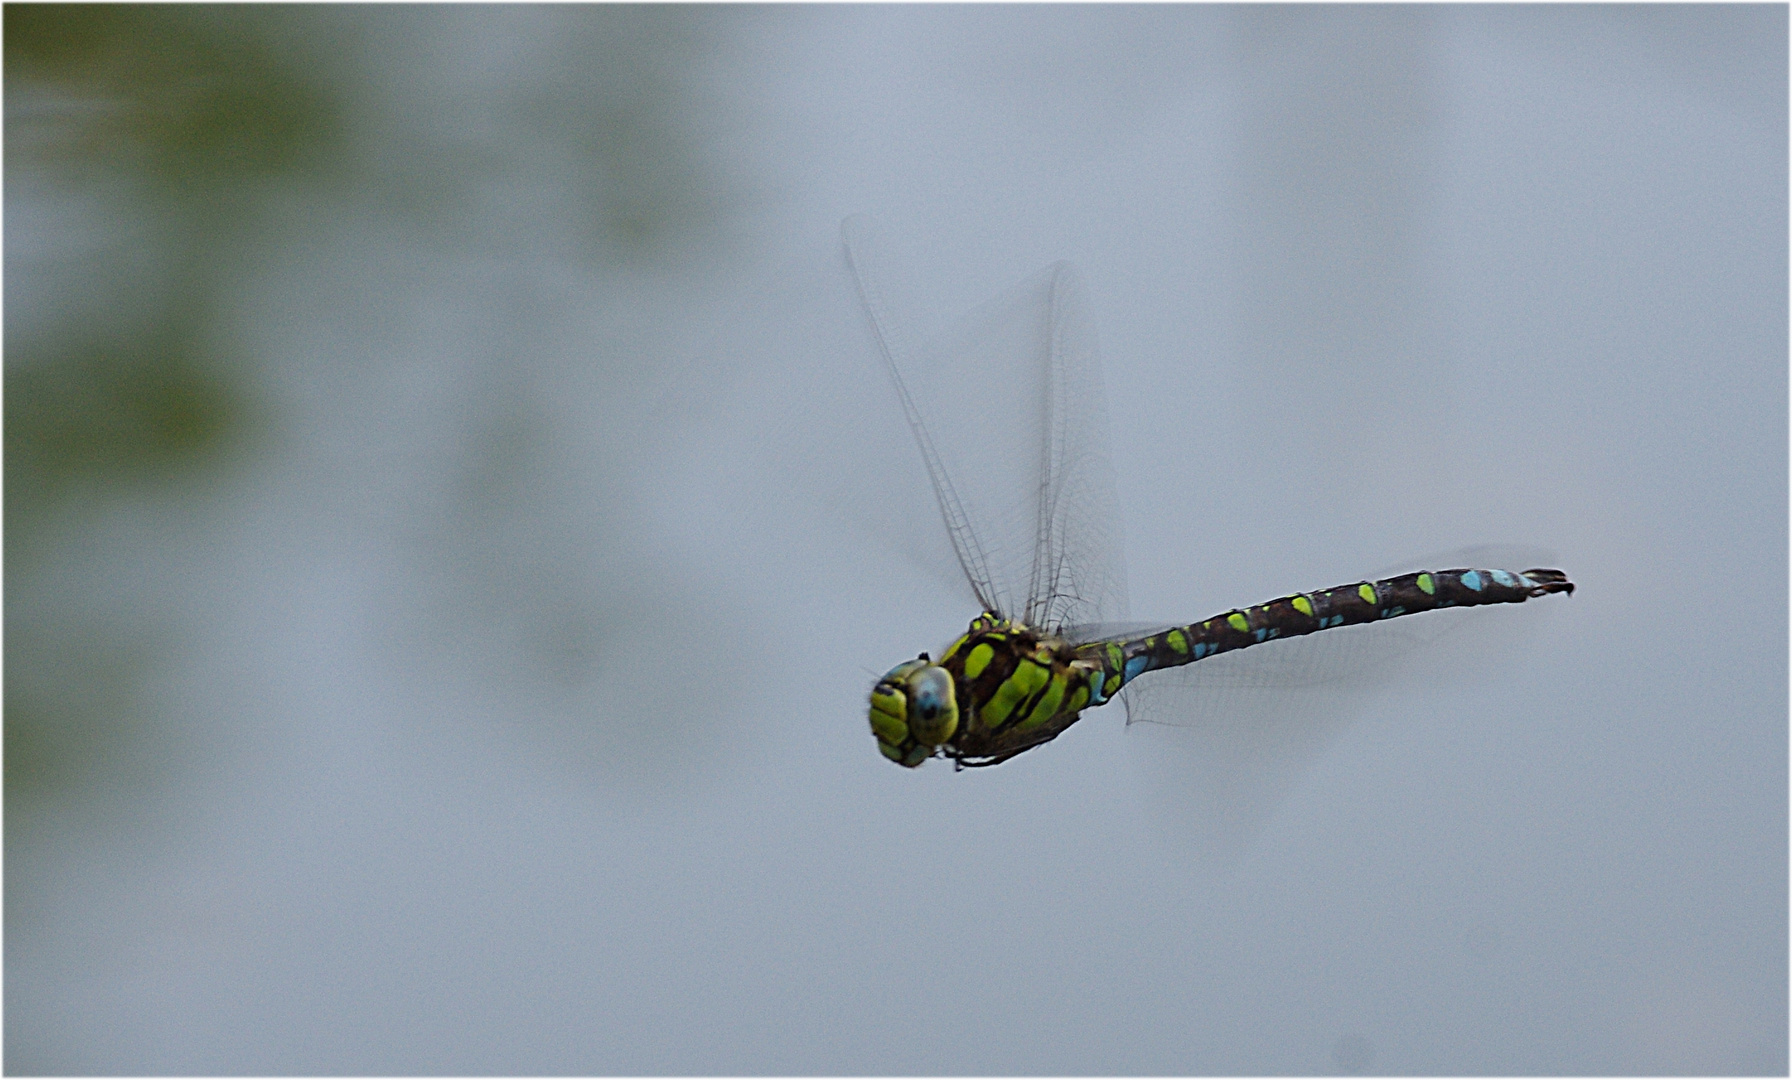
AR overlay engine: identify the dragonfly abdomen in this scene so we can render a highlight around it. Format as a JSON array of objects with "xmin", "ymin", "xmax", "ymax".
[{"xmin": 1084, "ymin": 567, "xmax": 1574, "ymax": 699}]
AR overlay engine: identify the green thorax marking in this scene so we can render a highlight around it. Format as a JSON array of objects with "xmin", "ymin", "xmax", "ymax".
[{"xmin": 934, "ymin": 614, "xmax": 1104, "ymax": 766}]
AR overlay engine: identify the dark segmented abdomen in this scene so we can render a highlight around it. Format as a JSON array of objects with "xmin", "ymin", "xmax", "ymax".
[{"xmin": 1079, "ymin": 567, "xmax": 1574, "ymax": 703}]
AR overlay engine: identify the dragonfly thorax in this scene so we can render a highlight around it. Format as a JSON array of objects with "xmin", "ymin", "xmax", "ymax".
[{"xmin": 868, "ymin": 613, "xmax": 1102, "ymax": 769}]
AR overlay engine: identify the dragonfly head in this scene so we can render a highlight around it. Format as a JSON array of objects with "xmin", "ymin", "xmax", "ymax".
[{"xmin": 868, "ymin": 654, "xmax": 959, "ymax": 767}]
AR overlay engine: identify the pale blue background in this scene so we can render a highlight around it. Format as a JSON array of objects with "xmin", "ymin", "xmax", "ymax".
[{"xmin": 7, "ymin": 6, "xmax": 1784, "ymax": 1073}]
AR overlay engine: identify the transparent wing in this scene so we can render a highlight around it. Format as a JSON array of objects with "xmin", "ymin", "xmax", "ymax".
[{"xmin": 842, "ymin": 216, "xmax": 1127, "ymax": 631}]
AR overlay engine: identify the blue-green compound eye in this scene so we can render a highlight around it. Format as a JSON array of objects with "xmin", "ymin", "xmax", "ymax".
[
  {"xmin": 868, "ymin": 659, "xmax": 959, "ymax": 768},
  {"xmin": 904, "ymin": 666, "xmax": 959, "ymax": 746}
]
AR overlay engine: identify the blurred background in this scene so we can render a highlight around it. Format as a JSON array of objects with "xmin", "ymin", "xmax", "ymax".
[{"xmin": 5, "ymin": 5, "xmax": 1784, "ymax": 1073}]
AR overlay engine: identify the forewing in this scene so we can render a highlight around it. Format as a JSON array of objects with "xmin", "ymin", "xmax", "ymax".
[
  {"xmin": 841, "ymin": 217, "xmax": 1127, "ymax": 630},
  {"xmin": 1029, "ymin": 262, "xmax": 1128, "ymax": 631}
]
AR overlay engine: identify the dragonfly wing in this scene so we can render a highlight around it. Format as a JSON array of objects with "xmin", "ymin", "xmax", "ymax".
[
  {"xmin": 1028, "ymin": 259, "xmax": 1128, "ymax": 632},
  {"xmin": 842, "ymin": 217, "xmax": 1127, "ymax": 630}
]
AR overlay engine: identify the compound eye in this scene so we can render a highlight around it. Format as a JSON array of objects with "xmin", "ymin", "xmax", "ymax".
[{"xmin": 904, "ymin": 666, "xmax": 958, "ymax": 746}]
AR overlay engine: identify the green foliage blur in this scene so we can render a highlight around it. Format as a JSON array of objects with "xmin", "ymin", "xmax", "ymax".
[
  {"xmin": 6, "ymin": 6, "xmax": 340, "ymax": 805},
  {"xmin": 7, "ymin": 5, "xmax": 339, "ymax": 529},
  {"xmin": 5, "ymin": 6, "xmax": 721, "ymax": 812}
]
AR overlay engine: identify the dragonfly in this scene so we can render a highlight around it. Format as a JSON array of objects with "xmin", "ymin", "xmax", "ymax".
[{"xmin": 842, "ymin": 216, "xmax": 1573, "ymax": 770}]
